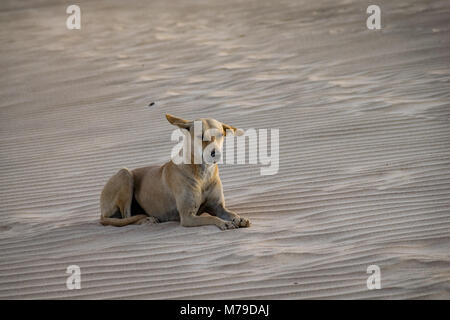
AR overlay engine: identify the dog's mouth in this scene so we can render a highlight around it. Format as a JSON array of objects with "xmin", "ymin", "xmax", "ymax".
[{"xmin": 205, "ymin": 157, "xmax": 219, "ymax": 164}]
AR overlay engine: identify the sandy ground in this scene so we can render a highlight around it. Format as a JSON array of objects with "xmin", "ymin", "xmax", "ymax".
[{"xmin": 0, "ymin": 0, "xmax": 450, "ymax": 299}]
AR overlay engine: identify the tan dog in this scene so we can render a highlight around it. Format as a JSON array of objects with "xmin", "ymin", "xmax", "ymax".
[{"xmin": 100, "ymin": 114, "xmax": 250, "ymax": 230}]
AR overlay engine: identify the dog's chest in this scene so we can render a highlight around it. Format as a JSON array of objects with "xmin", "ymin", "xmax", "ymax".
[{"xmin": 200, "ymin": 175, "xmax": 221, "ymax": 202}]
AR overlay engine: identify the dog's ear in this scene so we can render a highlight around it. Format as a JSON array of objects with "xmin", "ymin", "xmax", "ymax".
[
  {"xmin": 166, "ymin": 114, "xmax": 191, "ymax": 129},
  {"xmin": 222, "ymin": 122, "xmax": 244, "ymax": 136}
]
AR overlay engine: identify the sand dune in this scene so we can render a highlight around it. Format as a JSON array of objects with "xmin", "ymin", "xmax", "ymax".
[{"xmin": 1, "ymin": 0, "xmax": 449, "ymax": 299}]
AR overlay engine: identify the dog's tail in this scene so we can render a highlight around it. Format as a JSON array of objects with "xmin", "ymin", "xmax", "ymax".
[{"xmin": 100, "ymin": 214, "xmax": 148, "ymax": 227}]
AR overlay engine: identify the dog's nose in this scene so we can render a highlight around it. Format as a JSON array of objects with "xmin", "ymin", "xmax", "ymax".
[{"xmin": 211, "ymin": 150, "xmax": 216, "ymax": 158}]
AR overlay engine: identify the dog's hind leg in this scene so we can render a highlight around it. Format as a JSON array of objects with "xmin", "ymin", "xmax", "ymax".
[{"xmin": 100, "ymin": 168, "xmax": 148, "ymax": 226}]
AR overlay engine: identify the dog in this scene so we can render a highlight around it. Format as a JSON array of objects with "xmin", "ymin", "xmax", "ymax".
[{"xmin": 99, "ymin": 114, "xmax": 251, "ymax": 230}]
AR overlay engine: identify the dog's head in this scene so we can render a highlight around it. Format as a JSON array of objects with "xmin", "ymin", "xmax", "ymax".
[{"xmin": 166, "ymin": 113, "xmax": 242, "ymax": 164}]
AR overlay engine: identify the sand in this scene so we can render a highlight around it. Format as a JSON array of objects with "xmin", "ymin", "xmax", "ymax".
[{"xmin": 0, "ymin": 0, "xmax": 449, "ymax": 299}]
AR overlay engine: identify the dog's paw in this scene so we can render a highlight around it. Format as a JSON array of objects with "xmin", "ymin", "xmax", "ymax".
[
  {"xmin": 138, "ymin": 216, "xmax": 159, "ymax": 225},
  {"xmin": 232, "ymin": 216, "xmax": 251, "ymax": 228},
  {"xmin": 218, "ymin": 221, "xmax": 236, "ymax": 230}
]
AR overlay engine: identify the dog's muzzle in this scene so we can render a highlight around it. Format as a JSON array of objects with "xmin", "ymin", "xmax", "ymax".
[{"xmin": 206, "ymin": 149, "xmax": 221, "ymax": 163}]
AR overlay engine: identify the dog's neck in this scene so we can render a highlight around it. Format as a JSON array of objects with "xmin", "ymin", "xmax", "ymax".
[
  {"xmin": 197, "ymin": 163, "xmax": 217, "ymax": 177},
  {"xmin": 174, "ymin": 162, "xmax": 218, "ymax": 180}
]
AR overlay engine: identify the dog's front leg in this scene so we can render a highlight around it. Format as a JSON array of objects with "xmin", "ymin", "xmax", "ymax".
[
  {"xmin": 178, "ymin": 201, "xmax": 236, "ymax": 230},
  {"xmin": 212, "ymin": 204, "xmax": 251, "ymax": 228}
]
